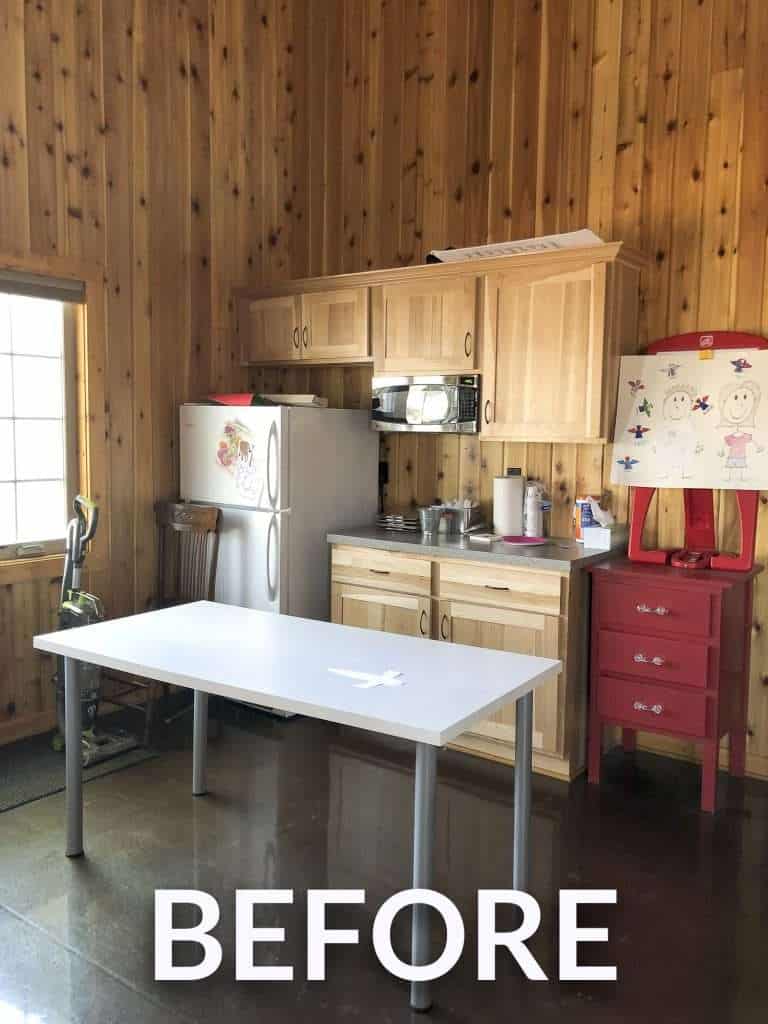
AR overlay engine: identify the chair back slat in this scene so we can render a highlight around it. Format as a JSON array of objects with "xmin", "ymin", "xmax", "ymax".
[{"xmin": 156, "ymin": 502, "xmax": 221, "ymax": 607}]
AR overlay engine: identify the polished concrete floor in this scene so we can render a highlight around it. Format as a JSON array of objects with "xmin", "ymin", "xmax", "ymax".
[{"xmin": 0, "ymin": 708, "xmax": 766, "ymax": 1023}]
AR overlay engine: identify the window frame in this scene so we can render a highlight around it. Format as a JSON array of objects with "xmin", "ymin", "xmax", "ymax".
[
  {"xmin": 0, "ymin": 251, "xmax": 105, "ymax": 580},
  {"xmin": 0, "ymin": 294, "xmax": 81, "ymax": 562}
]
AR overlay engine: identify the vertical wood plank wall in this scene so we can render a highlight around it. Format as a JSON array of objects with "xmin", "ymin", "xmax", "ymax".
[{"xmin": 1, "ymin": 0, "xmax": 767, "ymax": 777}]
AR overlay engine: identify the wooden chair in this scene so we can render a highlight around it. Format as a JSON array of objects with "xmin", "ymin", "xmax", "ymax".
[{"xmin": 102, "ymin": 502, "xmax": 221, "ymax": 743}]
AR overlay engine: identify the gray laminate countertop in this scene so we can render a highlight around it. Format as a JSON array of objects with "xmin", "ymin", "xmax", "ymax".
[{"xmin": 327, "ymin": 526, "xmax": 617, "ymax": 573}]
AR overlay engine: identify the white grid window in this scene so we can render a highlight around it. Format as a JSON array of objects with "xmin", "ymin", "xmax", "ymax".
[{"xmin": 0, "ymin": 294, "xmax": 73, "ymax": 551}]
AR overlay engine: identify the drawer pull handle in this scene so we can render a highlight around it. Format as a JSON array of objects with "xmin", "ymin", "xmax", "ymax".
[
  {"xmin": 636, "ymin": 603, "xmax": 670, "ymax": 616},
  {"xmin": 485, "ymin": 585, "xmax": 510, "ymax": 591},
  {"xmin": 484, "ymin": 399, "xmax": 492, "ymax": 424},
  {"xmin": 302, "ymin": 325, "xmax": 309, "ymax": 349},
  {"xmin": 369, "ymin": 569, "xmax": 390, "ymax": 575},
  {"xmin": 440, "ymin": 614, "xmax": 449, "ymax": 640},
  {"xmin": 464, "ymin": 331, "xmax": 472, "ymax": 358},
  {"xmin": 292, "ymin": 326, "xmax": 300, "ymax": 349},
  {"xmin": 632, "ymin": 700, "xmax": 663, "ymax": 716},
  {"xmin": 633, "ymin": 653, "xmax": 666, "ymax": 667},
  {"xmin": 419, "ymin": 609, "xmax": 427, "ymax": 636}
]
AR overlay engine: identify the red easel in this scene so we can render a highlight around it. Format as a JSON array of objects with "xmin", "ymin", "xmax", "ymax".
[{"xmin": 628, "ymin": 331, "xmax": 767, "ymax": 572}]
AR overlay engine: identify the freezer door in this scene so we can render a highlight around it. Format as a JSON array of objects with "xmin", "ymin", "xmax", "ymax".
[
  {"xmin": 213, "ymin": 507, "xmax": 286, "ymax": 614},
  {"xmin": 180, "ymin": 404, "xmax": 288, "ymax": 510}
]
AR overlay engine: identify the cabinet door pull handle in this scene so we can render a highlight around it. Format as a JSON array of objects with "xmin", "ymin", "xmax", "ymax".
[
  {"xmin": 636, "ymin": 603, "xmax": 670, "ymax": 616},
  {"xmin": 419, "ymin": 609, "xmax": 427, "ymax": 636},
  {"xmin": 633, "ymin": 700, "xmax": 663, "ymax": 716},
  {"xmin": 302, "ymin": 325, "xmax": 309, "ymax": 349},
  {"xmin": 464, "ymin": 331, "xmax": 472, "ymax": 358},
  {"xmin": 440, "ymin": 614, "xmax": 449, "ymax": 640},
  {"xmin": 292, "ymin": 326, "xmax": 300, "ymax": 349},
  {"xmin": 369, "ymin": 569, "xmax": 390, "ymax": 575},
  {"xmin": 484, "ymin": 399, "xmax": 492, "ymax": 424},
  {"xmin": 633, "ymin": 653, "xmax": 665, "ymax": 667},
  {"xmin": 485, "ymin": 584, "xmax": 510, "ymax": 591}
]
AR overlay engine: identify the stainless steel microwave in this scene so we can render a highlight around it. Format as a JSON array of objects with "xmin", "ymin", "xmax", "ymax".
[{"xmin": 371, "ymin": 374, "xmax": 480, "ymax": 433}]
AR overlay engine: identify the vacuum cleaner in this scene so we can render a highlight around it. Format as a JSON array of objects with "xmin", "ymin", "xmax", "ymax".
[{"xmin": 52, "ymin": 495, "xmax": 139, "ymax": 766}]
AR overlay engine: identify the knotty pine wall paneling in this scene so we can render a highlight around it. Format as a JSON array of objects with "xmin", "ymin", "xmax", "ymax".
[
  {"xmin": 245, "ymin": 0, "xmax": 768, "ymax": 779},
  {"xmin": 3, "ymin": 0, "xmax": 768, "ymax": 777}
]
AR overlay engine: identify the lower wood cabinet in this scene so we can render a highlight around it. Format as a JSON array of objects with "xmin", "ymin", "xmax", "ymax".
[
  {"xmin": 331, "ymin": 581, "xmax": 431, "ymax": 638},
  {"xmin": 330, "ymin": 544, "xmax": 588, "ymax": 781},
  {"xmin": 436, "ymin": 599, "xmax": 563, "ymax": 757}
]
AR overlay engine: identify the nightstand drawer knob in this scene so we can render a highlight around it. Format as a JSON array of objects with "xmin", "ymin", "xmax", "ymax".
[
  {"xmin": 632, "ymin": 700, "xmax": 663, "ymax": 715},
  {"xmin": 633, "ymin": 653, "xmax": 666, "ymax": 667},
  {"xmin": 636, "ymin": 603, "xmax": 670, "ymax": 616}
]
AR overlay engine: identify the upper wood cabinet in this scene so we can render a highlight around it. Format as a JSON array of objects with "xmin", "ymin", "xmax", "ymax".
[
  {"xmin": 240, "ymin": 295, "xmax": 302, "ymax": 364},
  {"xmin": 301, "ymin": 287, "xmax": 369, "ymax": 361},
  {"xmin": 481, "ymin": 250, "xmax": 640, "ymax": 442},
  {"xmin": 239, "ymin": 287, "xmax": 369, "ymax": 365},
  {"xmin": 371, "ymin": 275, "xmax": 479, "ymax": 374}
]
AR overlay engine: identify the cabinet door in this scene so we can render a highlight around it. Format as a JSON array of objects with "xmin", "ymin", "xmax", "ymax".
[
  {"xmin": 373, "ymin": 276, "xmax": 478, "ymax": 373},
  {"xmin": 482, "ymin": 264, "xmax": 604, "ymax": 441},
  {"xmin": 240, "ymin": 295, "xmax": 301, "ymax": 364},
  {"xmin": 301, "ymin": 287, "xmax": 369, "ymax": 361},
  {"xmin": 331, "ymin": 582, "xmax": 431, "ymax": 638},
  {"xmin": 438, "ymin": 599, "xmax": 563, "ymax": 755}
]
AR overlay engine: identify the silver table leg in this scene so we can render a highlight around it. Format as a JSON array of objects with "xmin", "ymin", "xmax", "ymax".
[
  {"xmin": 410, "ymin": 741, "xmax": 437, "ymax": 1012},
  {"xmin": 513, "ymin": 690, "xmax": 534, "ymax": 891},
  {"xmin": 192, "ymin": 691, "xmax": 209, "ymax": 796},
  {"xmin": 64, "ymin": 656, "xmax": 83, "ymax": 857}
]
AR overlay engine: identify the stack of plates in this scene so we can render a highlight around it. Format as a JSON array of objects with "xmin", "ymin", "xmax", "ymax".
[{"xmin": 376, "ymin": 513, "xmax": 421, "ymax": 533}]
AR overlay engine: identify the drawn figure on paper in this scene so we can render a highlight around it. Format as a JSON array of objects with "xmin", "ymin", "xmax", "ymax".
[
  {"xmin": 627, "ymin": 379, "xmax": 645, "ymax": 396},
  {"xmin": 638, "ymin": 397, "xmax": 653, "ymax": 417},
  {"xmin": 717, "ymin": 379, "xmax": 763, "ymax": 482},
  {"xmin": 654, "ymin": 384, "xmax": 701, "ymax": 479},
  {"xmin": 659, "ymin": 362, "xmax": 682, "ymax": 379},
  {"xmin": 616, "ymin": 456, "xmax": 639, "ymax": 471},
  {"xmin": 628, "ymin": 424, "xmax": 650, "ymax": 441},
  {"xmin": 216, "ymin": 419, "xmax": 263, "ymax": 500},
  {"xmin": 731, "ymin": 357, "xmax": 752, "ymax": 374},
  {"xmin": 693, "ymin": 395, "xmax": 712, "ymax": 414}
]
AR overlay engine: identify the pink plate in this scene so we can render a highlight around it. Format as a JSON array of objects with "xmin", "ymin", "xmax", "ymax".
[{"xmin": 501, "ymin": 536, "xmax": 548, "ymax": 546}]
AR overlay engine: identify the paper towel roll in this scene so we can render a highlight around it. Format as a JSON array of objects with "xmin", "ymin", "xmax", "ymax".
[{"xmin": 493, "ymin": 470, "xmax": 525, "ymax": 536}]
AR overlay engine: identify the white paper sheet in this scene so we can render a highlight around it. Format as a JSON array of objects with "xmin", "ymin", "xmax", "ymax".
[{"xmin": 610, "ymin": 349, "xmax": 768, "ymax": 489}]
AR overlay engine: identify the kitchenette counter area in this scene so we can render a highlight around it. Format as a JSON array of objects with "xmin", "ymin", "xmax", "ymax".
[
  {"xmin": 327, "ymin": 530, "xmax": 612, "ymax": 781},
  {"xmin": 327, "ymin": 526, "xmax": 611, "ymax": 573}
]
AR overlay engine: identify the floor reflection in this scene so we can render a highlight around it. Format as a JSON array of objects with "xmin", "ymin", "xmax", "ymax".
[{"xmin": 0, "ymin": 707, "xmax": 765, "ymax": 1023}]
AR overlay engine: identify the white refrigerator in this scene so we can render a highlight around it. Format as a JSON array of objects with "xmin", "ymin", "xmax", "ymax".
[{"xmin": 179, "ymin": 404, "xmax": 378, "ymax": 621}]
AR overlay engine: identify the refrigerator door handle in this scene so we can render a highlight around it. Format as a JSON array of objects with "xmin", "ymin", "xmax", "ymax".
[
  {"xmin": 266, "ymin": 514, "xmax": 278, "ymax": 603},
  {"xmin": 266, "ymin": 420, "xmax": 279, "ymax": 509}
]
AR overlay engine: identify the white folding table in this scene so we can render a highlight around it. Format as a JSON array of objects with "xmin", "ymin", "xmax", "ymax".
[{"xmin": 34, "ymin": 600, "xmax": 560, "ymax": 1012}]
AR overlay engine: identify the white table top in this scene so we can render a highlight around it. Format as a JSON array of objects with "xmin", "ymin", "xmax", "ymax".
[{"xmin": 33, "ymin": 602, "xmax": 561, "ymax": 747}]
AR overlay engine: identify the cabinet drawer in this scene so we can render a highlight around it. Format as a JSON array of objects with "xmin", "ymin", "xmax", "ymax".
[
  {"xmin": 331, "ymin": 545, "xmax": 431, "ymax": 596},
  {"xmin": 597, "ymin": 675, "xmax": 709, "ymax": 738},
  {"xmin": 598, "ymin": 629, "xmax": 710, "ymax": 689},
  {"xmin": 596, "ymin": 580, "xmax": 712, "ymax": 638},
  {"xmin": 436, "ymin": 560, "xmax": 563, "ymax": 615}
]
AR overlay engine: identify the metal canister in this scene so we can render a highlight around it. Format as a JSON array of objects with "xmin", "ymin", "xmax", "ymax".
[{"xmin": 573, "ymin": 496, "xmax": 596, "ymax": 541}]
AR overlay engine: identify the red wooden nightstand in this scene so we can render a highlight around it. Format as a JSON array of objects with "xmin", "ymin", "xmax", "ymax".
[{"xmin": 587, "ymin": 559, "xmax": 759, "ymax": 812}]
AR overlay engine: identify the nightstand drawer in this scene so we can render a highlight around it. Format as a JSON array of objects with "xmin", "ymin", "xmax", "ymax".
[
  {"xmin": 598, "ymin": 629, "xmax": 710, "ymax": 689},
  {"xmin": 597, "ymin": 675, "xmax": 709, "ymax": 738},
  {"xmin": 596, "ymin": 580, "xmax": 712, "ymax": 638}
]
